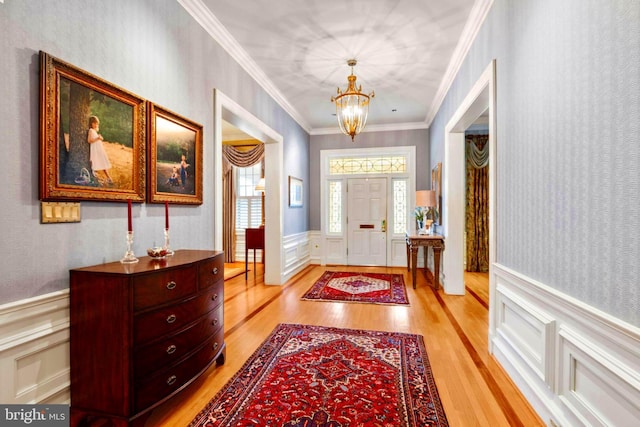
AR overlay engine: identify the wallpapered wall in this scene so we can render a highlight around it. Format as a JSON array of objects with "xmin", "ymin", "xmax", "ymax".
[
  {"xmin": 430, "ymin": 0, "xmax": 639, "ymax": 326},
  {"xmin": 0, "ymin": 0, "xmax": 309, "ymax": 305},
  {"xmin": 309, "ymin": 129, "xmax": 430, "ymax": 230}
]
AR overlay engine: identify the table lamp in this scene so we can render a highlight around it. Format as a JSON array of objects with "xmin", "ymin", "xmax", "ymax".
[{"xmin": 415, "ymin": 190, "xmax": 436, "ymax": 235}]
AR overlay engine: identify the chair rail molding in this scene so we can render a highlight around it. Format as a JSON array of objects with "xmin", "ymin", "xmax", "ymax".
[{"xmin": 282, "ymin": 231, "xmax": 311, "ymax": 282}]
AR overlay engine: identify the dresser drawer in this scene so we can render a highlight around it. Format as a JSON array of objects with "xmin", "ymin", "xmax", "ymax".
[
  {"xmin": 134, "ymin": 305, "xmax": 223, "ymax": 379},
  {"xmin": 198, "ymin": 255, "xmax": 224, "ymax": 289},
  {"xmin": 134, "ymin": 288, "xmax": 220, "ymax": 344},
  {"xmin": 133, "ymin": 266, "xmax": 197, "ymax": 311},
  {"xmin": 135, "ymin": 331, "xmax": 223, "ymax": 412}
]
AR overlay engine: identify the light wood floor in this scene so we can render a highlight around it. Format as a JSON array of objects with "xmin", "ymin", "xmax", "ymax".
[{"xmin": 147, "ymin": 264, "xmax": 544, "ymax": 427}]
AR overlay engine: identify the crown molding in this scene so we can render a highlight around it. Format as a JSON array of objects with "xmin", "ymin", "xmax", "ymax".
[
  {"xmin": 425, "ymin": 0, "xmax": 494, "ymax": 127},
  {"xmin": 310, "ymin": 121, "xmax": 429, "ymax": 136},
  {"xmin": 181, "ymin": 0, "xmax": 491, "ymax": 135},
  {"xmin": 178, "ymin": 0, "xmax": 311, "ymax": 133}
]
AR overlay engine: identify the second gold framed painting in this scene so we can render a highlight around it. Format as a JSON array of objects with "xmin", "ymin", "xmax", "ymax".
[{"xmin": 147, "ymin": 103, "xmax": 203, "ymax": 205}]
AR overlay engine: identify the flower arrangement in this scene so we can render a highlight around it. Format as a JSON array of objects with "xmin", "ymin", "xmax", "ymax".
[
  {"xmin": 414, "ymin": 207, "xmax": 439, "ymax": 222},
  {"xmin": 414, "ymin": 206, "xmax": 439, "ymax": 234}
]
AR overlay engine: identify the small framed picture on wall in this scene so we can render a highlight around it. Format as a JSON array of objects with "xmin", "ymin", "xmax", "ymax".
[{"xmin": 288, "ymin": 176, "xmax": 303, "ymax": 208}]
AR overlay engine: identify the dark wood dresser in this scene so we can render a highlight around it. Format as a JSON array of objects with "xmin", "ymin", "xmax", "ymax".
[{"xmin": 69, "ymin": 250, "xmax": 225, "ymax": 427}]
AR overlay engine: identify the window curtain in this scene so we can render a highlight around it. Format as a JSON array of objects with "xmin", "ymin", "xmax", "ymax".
[
  {"xmin": 465, "ymin": 135, "xmax": 489, "ymax": 272},
  {"xmin": 222, "ymin": 144, "xmax": 265, "ymax": 262}
]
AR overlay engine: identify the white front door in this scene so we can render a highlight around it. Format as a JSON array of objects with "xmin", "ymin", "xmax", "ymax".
[{"xmin": 347, "ymin": 178, "xmax": 387, "ymax": 266}]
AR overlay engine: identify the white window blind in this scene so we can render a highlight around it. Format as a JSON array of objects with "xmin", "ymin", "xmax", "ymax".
[{"xmin": 235, "ymin": 163, "xmax": 263, "ymax": 229}]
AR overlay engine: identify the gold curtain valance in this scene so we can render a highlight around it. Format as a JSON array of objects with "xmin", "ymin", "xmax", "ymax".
[
  {"xmin": 222, "ymin": 144, "xmax": 265, "ymax": 173},
  {"xmin": 466, "ymin": 135, "xmax": 489, "ymax": 169}
]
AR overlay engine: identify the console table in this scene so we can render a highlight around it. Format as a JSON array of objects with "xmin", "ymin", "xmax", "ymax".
[
  {"xmin": 245, "ymin": 227, "xmax": 265, "ymax": 279},
  {"xmin": 405, "ymin": 233, "xmax": 445, "ymax": 290},
  {"xmin": 69, "ymin": 250, "xmax": 225, "ymax": 427}
]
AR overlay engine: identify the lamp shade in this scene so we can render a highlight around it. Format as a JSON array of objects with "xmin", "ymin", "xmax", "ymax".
[
  {"xmin": 255, "ymin": 177, "xmax": 265, "ymax": 192},
  {"xmin": 415, "ymin": 190, "xmax": 436, "ymax": 207}
]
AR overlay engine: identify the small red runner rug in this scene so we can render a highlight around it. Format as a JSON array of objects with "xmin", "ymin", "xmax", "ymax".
[
  {"xmin": 189, "ymin": 323, "xmax": 449, "ymax": 427},
  {"xmin": 301, "ymin": 271, "xmax": 410, "ymax": 305}
]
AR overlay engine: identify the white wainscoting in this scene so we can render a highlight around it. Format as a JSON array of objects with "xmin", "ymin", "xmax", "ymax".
[
  {"xmin": 281, "ymin": 231, "xmax": 311, "ymax": 282},
  {"xmin": 309, "ymin": 230, "xmax": 321, "ymax": 265},
  {"xmin": 0, "ymin": 290, "xmax": 70, "ymax": 404},
  {"xmin": 491, "ymin": 264, "xmax": 640, "ymax": 427},
  {"xmin": 389, "ymin": 237, "xmax": 408, "ymax": 267}
]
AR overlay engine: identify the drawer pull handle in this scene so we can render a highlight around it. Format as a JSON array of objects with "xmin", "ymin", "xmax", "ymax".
[
  {"xmin": 211, "ymin": 293, "xmax": 218, "ymax": 301},
  {"xmin": 166, "ymin": 344, "xmax": 177, "ymax": 354},
  {"xmin": 212, "ymin": 319, "xmax": 218, "ymax": 326},
  {"xmin": 166, "ymin": 314, "xmax": 177, "ymax": 324},
  {"xmin": 166, "ymin": 375, "xmax": 177, "ymax": 386},
  {"xmin": 212, "ymin": 267, "xmax": 219, "ymax": 275},
  {"xmin": 166, "ymin": 281, "xmax": 177, "ymax": 290},
  {"xmin": 213, "ymin": 342, "xmax": 219, "ymax": 351}
]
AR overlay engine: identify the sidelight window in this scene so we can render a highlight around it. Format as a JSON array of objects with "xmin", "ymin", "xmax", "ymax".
[{"xmin": 393, "ymin": 179, "xmax": 408, "ymax": 234}]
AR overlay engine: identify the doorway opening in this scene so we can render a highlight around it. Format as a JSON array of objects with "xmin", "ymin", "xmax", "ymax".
[
  {"xmin": 213, "ymin": 89, "xmax": 284, "ymax": 284},
  {"xmin": 442, "ymin": 59, "xmax": 496, "ymax": 301}
]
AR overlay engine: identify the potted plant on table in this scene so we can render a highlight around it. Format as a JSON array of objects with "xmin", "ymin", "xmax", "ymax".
[{"xmin": 414, "ymin": 207, "xmax": 425, "ymax": 232}]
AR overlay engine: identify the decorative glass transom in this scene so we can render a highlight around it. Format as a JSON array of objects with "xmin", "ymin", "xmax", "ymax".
[{"xmin": 329, "ymin": 156, "xmax": 407, "ymax": 175}]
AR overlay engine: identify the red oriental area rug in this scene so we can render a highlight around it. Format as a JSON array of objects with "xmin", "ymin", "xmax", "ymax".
[
  {"xmin": 301, "ymin": 271, "xmax": 410, "ymax": 305},
  {"xmin": 189, "ymin": 323, "xmax": 449, "ymax": 427}
]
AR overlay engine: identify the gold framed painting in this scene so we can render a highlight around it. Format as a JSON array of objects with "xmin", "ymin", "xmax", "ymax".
[
  {"xmin": 432, "ymin": 162, "xmax": 442, "ymax": 225},
  {"xmin": 147, "ymin": 103, "xmax": 203, "ymax": 204},
  {"xmin": 39, "ymin": 51, "xmax": 146, "ymax": 202}
]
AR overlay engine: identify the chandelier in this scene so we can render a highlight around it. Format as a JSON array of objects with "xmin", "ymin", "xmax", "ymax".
[{"xmin": 331, "ymin": 59, "xmax": 375, "ymax": 141}]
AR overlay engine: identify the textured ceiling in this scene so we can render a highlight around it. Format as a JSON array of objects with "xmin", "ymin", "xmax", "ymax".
[{"xmin": 199, "ymin": 0, "xmax": 477, "ymax": 133}]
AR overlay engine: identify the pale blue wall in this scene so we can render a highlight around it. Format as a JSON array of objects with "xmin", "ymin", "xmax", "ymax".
[
  {"xmin": 0, "ymin": 0, "xmax": 309, "ymax": 304},
  {"xmin": 309, "ymin": 129, "xmax": 430, "ymax": 229},
  {"xmin": 429, "ymin": 0, "xmax": 639, "ymax": 325}
]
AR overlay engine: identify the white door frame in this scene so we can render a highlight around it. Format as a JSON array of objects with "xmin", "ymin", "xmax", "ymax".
[
  {"xmin": 213, "ymin": 89, "xmax": 285, "ymax": 284},
  {"xmin": 442, "ymin": 60, "xmax": 497, "ymax": 300},
  {"xmin": 320, "ymin": 146, "xmax": 416, "ymax": 266}
]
